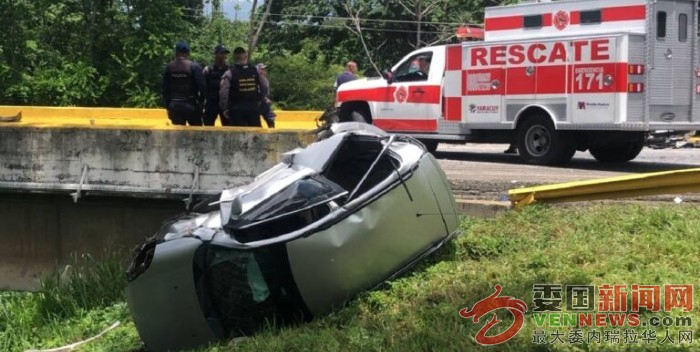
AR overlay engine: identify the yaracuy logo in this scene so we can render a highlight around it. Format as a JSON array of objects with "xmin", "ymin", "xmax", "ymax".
[{"xmin": 459, "ymin": 285, "xmax": 528, "ymax": 346}]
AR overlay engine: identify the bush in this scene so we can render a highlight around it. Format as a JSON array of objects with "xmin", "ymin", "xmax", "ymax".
[{"xmin": 263, "ymin": 40, "xmax": 344, "ymax": 110}]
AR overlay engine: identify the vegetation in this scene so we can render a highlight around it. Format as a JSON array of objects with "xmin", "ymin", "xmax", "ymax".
[
  {"xmin": 0, "ymin": 0, "xmax": 515, "ymax": 110},
  {"xmin": 1, "ymin": 203, "xmax": 699, "ymax": 351}
]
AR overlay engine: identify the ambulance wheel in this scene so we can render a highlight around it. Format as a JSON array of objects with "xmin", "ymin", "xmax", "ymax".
[
  {"xmin": 349, "ymin": 110, "xmax": 370, "ymax": 123},
  {"xmin": 517, "ymin": 115, "xmax": 576, "ymax": 165},
  {"xmin": 589, "ymin": 138, "xmax": 645, "ymax": 163},
  {"xmin": 419, "ymin": 140, "xmax": 439, "ymax": 153},
  {"xmin": 340, "ymin": 107, "xmax": 370, "ymax": 123}
]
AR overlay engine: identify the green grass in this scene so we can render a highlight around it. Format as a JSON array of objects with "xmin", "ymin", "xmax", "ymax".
[{"xmin": 2, "ymin": 203, "xmax": 700, "ymax": 351}]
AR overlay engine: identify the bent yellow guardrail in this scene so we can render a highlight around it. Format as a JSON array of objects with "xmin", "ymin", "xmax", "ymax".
[
  {"xmin": 508, "ymin": 168, "xmax": 700, "ymax": 210},
  {"xmin": 0, "ymin": 105, "xmax": 321, "ymax": 130}
]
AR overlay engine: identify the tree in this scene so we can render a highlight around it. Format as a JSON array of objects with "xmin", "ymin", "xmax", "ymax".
[
  {"xmin": 246, "ymin": 0, "xmax": 274, "ymax": 57},
  {"xmin": 0, "ymin": 0, "xmax": 516, "ymax": 109}
]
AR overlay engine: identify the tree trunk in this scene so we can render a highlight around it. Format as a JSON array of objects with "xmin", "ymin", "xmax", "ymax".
[
  {"xmin": 246, "ymin": 0, "xmax": 259, "ymax": 56},
  {"xmin": 416, "ymin": 0, "xmax": 422, "ymax": 48},
  {"xmin": 248, "ymin": 0, "xmax": 273, "ymax": 58}
]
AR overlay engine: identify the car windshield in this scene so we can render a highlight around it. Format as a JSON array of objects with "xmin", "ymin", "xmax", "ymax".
[
  {"xmin": 224, "ymin": 135, "xmax": 398, "ymax": 243},
  {"xmin": 228, "ymin": 175, "xmax": 347, "ymax": 228}
]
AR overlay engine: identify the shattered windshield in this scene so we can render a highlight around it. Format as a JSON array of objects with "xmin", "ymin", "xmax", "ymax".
[{"xmin": 224, "ymin": 175, "xmax": 347, "ymax": 243}]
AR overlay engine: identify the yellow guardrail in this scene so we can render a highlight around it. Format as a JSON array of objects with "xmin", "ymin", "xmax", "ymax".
[
  {"xmin": 0, "ymin": 106, "xmax": 321, "ymax": 130},
  {"xmin": 508, "ymin": 168, "xmax": 700, "ymax": 210}
]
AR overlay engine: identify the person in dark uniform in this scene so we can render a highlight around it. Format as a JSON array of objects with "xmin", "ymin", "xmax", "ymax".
[
  {"xmin": 256, "ymin": 63, "xmax": 275, "ymax": 128},
  {"xmin": 161, "ymin": 41, "xmax": 206, "ymax": 126},
  {"xmin": 202, "ymin": 44, "xmax": 230, "ymax": 126},
  {"xmin": 219, "ymin": 47, "xmax": 264, "ymax": 127}
]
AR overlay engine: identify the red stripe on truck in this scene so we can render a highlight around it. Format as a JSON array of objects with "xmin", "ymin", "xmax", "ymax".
[
  {"xmin": 446, "ymin": 45, "xmax": 462, "ymax": 71},
  {"xmin": 444, "ymin": 97, "xmax": 462, "ymax": 122},
  {"xmin": 602, "ymin": 5, "xmax": 646, "ymax": 22},
  {"xmin": 373, "ymin": 119, "xmax": 437, "ymax": 132},
  {"xmin": 485, "ymin": 5, "xmax": 646, "ymax": 31},
  {"xmin": 337, "ymin": 87, "xmax": 395, "ymax": 103},
  {"xmin": 485, "ymin": 15, "xmax": 523, "ymax": 31},
  {"xmin": 466, "ymin": 62, "xmax": 629, "ymax": 96},
  {"xmin": 337, "ymin": 86, "xmax": 441, "ymax": 104}
]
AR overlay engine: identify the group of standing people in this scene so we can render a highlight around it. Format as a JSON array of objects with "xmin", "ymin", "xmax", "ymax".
[{"xmin": 161, "ymin": 41, "xmax": 275, "ymax": 128}]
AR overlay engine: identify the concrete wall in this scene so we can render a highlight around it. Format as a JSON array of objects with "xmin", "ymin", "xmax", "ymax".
[
  {"xmin": 0, "ymin": 127, "xmax": 315, "ymax": 197},
  {"xmin": 0, "ymin": 127, "xmax": 316, "ymax": 290},
  {"xmin": 0, "ymin": 193, "xmax": 184, "ymax": 291}
]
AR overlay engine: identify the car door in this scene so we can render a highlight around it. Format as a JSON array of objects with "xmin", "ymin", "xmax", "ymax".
[{"xmin": 376, "ymin": 52, "xmax": 440, "ymax": 132}]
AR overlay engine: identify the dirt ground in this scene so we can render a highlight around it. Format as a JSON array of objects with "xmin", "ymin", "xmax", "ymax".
[{"xmin": 435, "ymin": 143, "xmax": 700, "ymax": 201}]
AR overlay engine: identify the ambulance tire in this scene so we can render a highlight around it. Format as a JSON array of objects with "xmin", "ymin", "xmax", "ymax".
[
  {"xmin": 516, "ymin": 115, "xmax": 576, "ymax": 165},
  {"xmin": 349, "ymin": 110, "xmax": 369, "ymax": 123},
  {"xmin": 339, "ymin": 108, "xmax": 370, "ymax": 124},
  {"xmin": 419, "ymin": 140, "xmax": 439, "ymax": 154},
  {"xmin": 589, "ymin": 138, "xmax": 645, "ymax": 163}
]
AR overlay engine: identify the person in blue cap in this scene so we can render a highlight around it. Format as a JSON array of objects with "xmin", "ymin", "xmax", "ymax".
[
  {"xmin": 161, "ymin": 40, "xmax": 206, "ymax": 126},
  {"xmin": 202, "ymin": 44, "xmax": 230, "ymax": 126}
]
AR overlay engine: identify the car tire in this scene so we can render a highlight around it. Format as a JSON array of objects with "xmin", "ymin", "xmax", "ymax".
[
  {"xmin": 589, "ymin": 136, "xmax": 645, "ymax": 163},
  {"xmin": 516, "ymin": 114, "xmax": 576, "ymax": 165}
]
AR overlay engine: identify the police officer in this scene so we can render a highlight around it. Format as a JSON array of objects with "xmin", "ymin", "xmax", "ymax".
[
  {"xmin": 219, "ymin": 47, "xmax": 264, "ymax": 127},
  {"xmin": 202, "ymin": 44, "xmax": 230, "ymax": 126},
  {"xmin": 256, "ymin": 63, "xmax": 275, "ymax": 128},
  {"xmin": 161, "ymin": 41, "xmax": 206, "ymax": 126}
]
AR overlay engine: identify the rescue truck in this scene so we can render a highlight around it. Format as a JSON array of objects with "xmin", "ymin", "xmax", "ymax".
[{"xmin": 335, "ymin": 0, "xmax": 700, "ymax": 164}]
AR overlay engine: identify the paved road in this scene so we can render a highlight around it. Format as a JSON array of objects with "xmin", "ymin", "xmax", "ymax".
[{"xmin": 435, "ymin": 143, "xmax": 700, "ymax": 200}]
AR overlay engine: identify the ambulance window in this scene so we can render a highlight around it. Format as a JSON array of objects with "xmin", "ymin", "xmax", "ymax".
[
  {"xmin": 523, "ymin": 15, "xmax": 542, "ymax": 28},
  {"xmin": 679, "ymin": 14, "xmax": 688, "ymax": 41},
  {"xmin": 657, "ymin": 11, "xmax": 667, "ymax": 39},
  {"xmin": 580, "ymin": 10, "xmax": 601, "ymax": 24},
  {"xmin": 393, "ymin": 53, "xmax": 433, "ymax": 82}
]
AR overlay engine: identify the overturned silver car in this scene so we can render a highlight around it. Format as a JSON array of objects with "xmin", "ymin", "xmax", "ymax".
[{"xmin": 126, "ymin": 123, "xmax": 459, "ymax": 351}]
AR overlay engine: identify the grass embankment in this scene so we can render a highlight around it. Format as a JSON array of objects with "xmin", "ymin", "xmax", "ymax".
[{"xmin": 1, "ymin": 203, "xmax": 699, "ymax": 351}]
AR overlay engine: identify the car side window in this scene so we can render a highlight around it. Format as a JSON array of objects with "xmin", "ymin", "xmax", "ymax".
[{"xmin": 393, "ymin": 53, "xmax": 433, "ymax": 83}]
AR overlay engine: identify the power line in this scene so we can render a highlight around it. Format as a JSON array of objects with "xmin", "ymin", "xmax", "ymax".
[
  {"xmin": 265, "ymin": 12, "xmax": 482, "ymax": 27},
  {"xmin": 179, "ymin": 13, "xmax": 456, "ymax": 35},
  {"xmin": 261, "ymin": 20, "xmax": 452, "ymax": 35}
]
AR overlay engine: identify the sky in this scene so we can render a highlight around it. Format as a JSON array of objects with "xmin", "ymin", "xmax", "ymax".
[{"xmin": 203, "ymin": 0, "xmax": 256, "ymax": 21}]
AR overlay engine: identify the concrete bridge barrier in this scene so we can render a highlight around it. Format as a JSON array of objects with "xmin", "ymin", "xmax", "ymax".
[
  {"xmin": 0, "ymin": 126, "xmax": 315, "ymax": 198},
  {"xmin": 0, "ymin": 106, "xmax": 319, "ymax": 290}
]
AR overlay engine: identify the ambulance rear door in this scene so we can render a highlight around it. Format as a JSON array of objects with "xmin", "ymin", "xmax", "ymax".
[{"xmin": 649, "ymin": 0, "xmax": 695, "ymax": 124}]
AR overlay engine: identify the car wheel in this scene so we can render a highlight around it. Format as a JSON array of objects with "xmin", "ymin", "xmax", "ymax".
[{"xmin": 516, "ymin": 114, "xmax": 576, "ymax": 165}]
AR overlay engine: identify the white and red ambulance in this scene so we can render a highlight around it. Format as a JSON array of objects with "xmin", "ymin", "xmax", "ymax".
[{"xmin": 336, "ymin": 0, "xmax": 700, "ymax": 164}]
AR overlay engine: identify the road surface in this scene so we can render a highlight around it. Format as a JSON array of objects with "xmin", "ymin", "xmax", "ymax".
[{"xmin": 435, "ymin": 143, "xmax": 700, "ymax": 201}]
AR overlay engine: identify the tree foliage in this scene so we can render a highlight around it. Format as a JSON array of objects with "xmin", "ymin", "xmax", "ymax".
[{"xmin": 0, "ymin": 0, "xmax": 511, "ymax": 109}]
